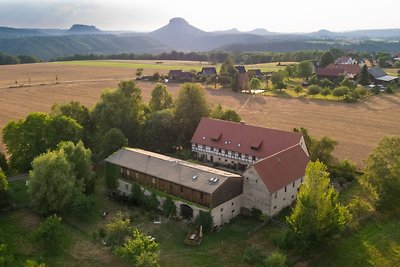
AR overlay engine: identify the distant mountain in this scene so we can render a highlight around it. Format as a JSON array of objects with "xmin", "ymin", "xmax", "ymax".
[
  {"xmin": 247, "ymin": 28, "xmax": 278, "ymax": 36},
  {"xmin": 211, "ymin": 28, "xmax": 242, "ymax": 35},
  {"xmin": 0, "ymin": 27, "xmax": 48, "ymax": 38},
  {"xmin": 0, "ymin": 18, "xmax": 399, "ymax": 59},
  {"xmin": 67, "ymin": 24, "xmax": 102, "ymax": 34}
]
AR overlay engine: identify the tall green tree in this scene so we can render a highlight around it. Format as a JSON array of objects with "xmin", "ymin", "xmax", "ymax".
[
  {"xmin": 58, "ymin": 141, "xmax": 95, "ymax": 194},
  {"xmin": 359, "ymin": 136, "xmax": 400, "ymax": 214},
  {"xmin": 286, "ymin": 161, "xmax": 348, "ymax": 253},
  {"xmin": 143, "ymin": 109, "xmax": 178, "ymax": 153},
  {"xmin": 28, "ymin": 150, "xmax": 79, "ymax": 214},
  {"xmin": 219, "ymin": 58, "xmax": 238, "ymax": 88},
  {"xmin": 174, "ymin": 83, "xmax": 209, "ymax": 146},
  {"xmin": 91, "ymin": 80, "xmax": 144, "ymax": 146},
  {"xmin": 2, "ymin": 112, "xmax": 83, "ymax": 172},
  {"xmin": 99, "ymin": 128, "xmax": 128, "ymax": 159},
  {"xmin": 297, "ymin": 60, "xmax": 314, "ymax": 80},
  {"xmin": 319, "ymin": 51, "xmax": 335, "ymax": 68},
  {"xmin": 51, "ymin": 101, "xmax": 93, "ymax": 147},
  {"xmin": 358, "ymin": 65, "xmax": 370, "ymax": 86},
  {"xmin": 0, "ymin": 168, "xmax": 9, "ymax": 208},
  {"xmin": 149, "ymin": 83, "xmax": 174, "ymax": 112}
]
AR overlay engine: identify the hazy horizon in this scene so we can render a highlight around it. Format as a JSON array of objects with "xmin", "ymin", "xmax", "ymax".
[{"xmin": 0, "ymin": 0, "xmax": 399, "ymax": 33}]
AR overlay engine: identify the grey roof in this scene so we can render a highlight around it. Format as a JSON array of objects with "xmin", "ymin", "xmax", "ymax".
[
  {"xmin": 368, "ymin": 67, "xmax": 387, "ymax": 79},
  {"xmin": 377, "ymin": 75, "xmax": 399, "ymax": 82},
  {"xmin": 105, "ymin": 148, "xmax": 241, "ymax": 194}
]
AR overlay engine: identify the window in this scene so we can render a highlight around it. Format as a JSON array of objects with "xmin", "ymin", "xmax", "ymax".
[
  {"xmin": 219, "ymin": 149, "xmax": 222, "ymax": 153},
  {"xmin": 274, "ymin": 192, "xmax": 277, "ymax": 198},
  {"xmin": 273, "ymin": 206, "xmax": 277, "ymax": 209},
  {"xmin": 152, "ymin": 178, "xmax": 155, "ymax": 184},
  {"xmin": 232, "ymin": 209, "xmax": 235, "ymax": 213},
  {"xmin": 220, "ymin": 208, "xmax": 223, "ymax": 212},
  {"xmin": 293, "ymin": 182, "xmax": 295, "ymax": 188},
  {"xmin": 127, "ymin": 170, "xmax": 130, "ymax": 175},
  {"xmin": 135, "ymin": 172, "xmax": 139, "ymax": 179},
  {"xmin": 120, "ymin": 168, "xmax": 123, "ymax": 173},
  {"xmin": 125, "ymin": 184, "xmax": 129, "ymax": 190},
  {"xmin": 284, "ymin": 186, "xmax": 287, "ymax": 192},
  {"xmin": 256, "ymin": 180, "xmax": 258, "ymax": 183},
  {"xmin": 200, "ymin": 193, "xmax": 203, "ymax": 200},
  {"xmin": 292, "ymin": 195, "xmax": 294, "ymax": 198},
  {"xmin": 231, "ymin": 202, "xmax": 234, "ymax": 206},
  {"xmin": 252, "ymin": 156, "xmax": 256, "ymax": 161}
]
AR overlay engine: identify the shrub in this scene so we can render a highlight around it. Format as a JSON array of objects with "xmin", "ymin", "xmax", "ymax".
[
  {"xmin": 263, "ymin": 252, "xmax": 287, "ymax": 267},
  {"xmin": 71, "ymin": 194, "xmax": 97, "ymax": 218},
  {"xmin": 194, "ymin": 211, "xmax": 213, "ymax": 232},
  {"xmin": 33, "ymin": 214, "xmax": 64, "ymax": 252},
  {"xmin": 144, "ymin": 192, "xmax": 159, "ymax": 211},
  {"xmin": 242, "ymin": 244, "xmax": 264, "ymax": 266},
  {"xmin": 250, "ymin": 207, "xmax": 262, "ymax": 220},
  {"xmin": 162, "ymin": 196, "xmax": 176, "ymax": 217},
  {"xmin": 130, "ymin": 183, "xmax": 144, "ymax": 206}
]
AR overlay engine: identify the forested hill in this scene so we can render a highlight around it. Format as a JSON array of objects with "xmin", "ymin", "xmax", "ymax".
[
  {"xmin": 0, "ymin": 34, "xmax": 169, "ymax": 60},
  {"xmin": 217, "ymin": 40, "xmax": 400, "ymax": 53}
]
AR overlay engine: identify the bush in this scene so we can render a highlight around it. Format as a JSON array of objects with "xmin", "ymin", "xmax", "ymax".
[
  {"xmin": 144, "ymin": 192, "xmax": 159, "ymax": 211},
  {"xmin": 33, "ymin": 214, "xmax": 65, "ymax": 252},
  {"xmin": 194, "ymin": 211, "xmax": 213, "ymax": 232},
  {"xmin": 162, "ymin": 196, "xmax": 176, "ymax": 217},
  {"xmin": 130, "ymin": 183, "xmax": 144, "ymax": 206},
  {"xmin": 71, "ymin": 194, "xmax": 97, "ymax": 218},
  {"xmin": 105, "ymin": 212, "xmax": 133, "ymax": 247},
  {"xmin": 242, "ymin": 244, "xmax": 264, "ymax": 266},
  {"xmin": 263, "ymin": 252, "xmax": 287, "ymax": 267},
  {"xmin": 331, "ymin": 159, "xmax": 357, "ymax": 182}
]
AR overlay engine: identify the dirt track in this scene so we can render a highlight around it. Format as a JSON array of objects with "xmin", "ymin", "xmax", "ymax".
[{"xmin": 1, "ymin": 62, "xmax": 399, "ymax": 167}]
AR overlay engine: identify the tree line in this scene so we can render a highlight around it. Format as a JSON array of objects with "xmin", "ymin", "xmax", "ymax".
[{"xmin": 0, "ymin": 52, "xmax": 39, "ymax": 65}]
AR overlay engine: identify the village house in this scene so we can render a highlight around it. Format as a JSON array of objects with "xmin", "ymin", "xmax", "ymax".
[
  {"xmin": 198, "ymin": 67, "xmax": 217, "ymax": 77},
  {"xmin": 335, "ymin": 56, "xmax": 357, "ymax": 65},
  {"xmin": 105, "ymin": 148, "xmax": 243, "ymax": 226},
  {"xmin": 235, "ymin": 65, "xmax": 247, "ymax": 74},
  {"xmin": 316, "ymin": 63, "xmax": 360, "ymax": 83},
  {"xmin": 248, "ymin": 69, "xmax": 263, "ymax": 79},
  {"xmin": 242, "ymin": 144, "xmax": 309, "ymax": 216},
  {"xmin": 191, "ymin": 117, "xmax": 309, "ymax": 171},
  {"xmin": 168, "ymin": 69, "xmax": 193, "ymax": 82}
]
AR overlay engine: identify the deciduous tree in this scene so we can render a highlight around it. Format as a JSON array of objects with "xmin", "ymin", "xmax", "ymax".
[
  {"xmin": 297, "ymin": 60, "xmax": 313, "ymax": 80},
  {"xmin": 149, "ymin": 83, "xmax": 174, "ymax": 112},
  {"xmin": 319, "ymin": 51, "xmax": 335, "ymax": 68},
  {"xmin": 359, "ymin": 136, "xmax": 400, "ymax": 214},
  {"xmin": 28, "ymin": 150, "xmax": 78, "ymax": 214},
  {"xmin": 115, "ymin": 228, "xmax": 160, "ymax": 267},
  {"xmin": 2, "ymin": 112, "xmax": 82, "ymax": 172},
  {"xmin": 99, "ymin": 128, "xmax": 128, "ymax": 159},
  {"xmin": 33, "ymin": 214, "xmax": 64, "ymax": 251},
  {"xmin": 286, "ymin": 161, "xmax": 348, "ymax": 253},
  {"xmin": 307, "ymin": 85, "xmax": 321, "ymax": 98},
  {"xmin": 106, "ymin": 211, "xmax": 133, "ymax": 247},
  {"xmin": 174, "ymin": 83, "xmax": 209, "ymax": 146}
]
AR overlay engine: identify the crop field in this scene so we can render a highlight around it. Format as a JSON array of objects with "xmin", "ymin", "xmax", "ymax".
[{"xmin": 0, "ymin": 61, "xmax": 399, "ymax": 167}]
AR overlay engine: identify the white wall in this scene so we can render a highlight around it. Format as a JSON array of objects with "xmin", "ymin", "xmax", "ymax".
[
  {"xmin": 242, "ymin": 166, "xmax": 272, "ymax": 215},
  {"xmin": 242, "ymin": 166, "xmax": 304, "ymax": 216},
  {"xmin": 210, "ymin": 194, "xmax": 242, "ymax": 226}
]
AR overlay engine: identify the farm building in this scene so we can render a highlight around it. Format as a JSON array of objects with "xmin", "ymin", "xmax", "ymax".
[
  {"xmin": 191, "ymin": 117, "xmax": 308, "ymax": 171},
  {"xmin": 199, "ymin": 67, "xmax": 217, "ymax": 77},
  {"xmin": 368, "ymin": 67, "xmax": 399, "ymax": 85},
  {"xmin": 105, "ymin": 148, "xmax": 243, "ymax": 226},
  {"xmin": 168, "ymin": 69, "xmax": 193, "ymax": 82},
  {"xmin": 316, "ymin": 63, "xmax": 360, "ymax": 82},
  {"xmin": 242, "ymin": 144, "xmax": 309, "ymax": 216}
]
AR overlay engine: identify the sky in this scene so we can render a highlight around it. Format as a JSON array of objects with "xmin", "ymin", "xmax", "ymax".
[{"xmin": 0, "ymin": 0, "xmax": 399, "ymax": 33}]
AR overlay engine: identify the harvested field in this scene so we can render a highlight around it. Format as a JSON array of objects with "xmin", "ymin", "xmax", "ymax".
[{"xmin": 0, "ymin": 62, "xmax": 399, "ymax": 168}]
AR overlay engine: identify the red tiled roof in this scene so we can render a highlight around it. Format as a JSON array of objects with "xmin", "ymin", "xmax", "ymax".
[
  {"xmin": 316, "ymin": 63, "xmax": 360, "ymax": 77},
  {"xmin": 326, "ymin": 63, "xmax": 360, "ymax": 76},
  {"xmin": 316, "ymin": 68, "xmax": 344, "ymax": 77},
  {"xmin": 252, "ymin": 144, "xmax": 310, "ymax": 193},
  {"xmin": 191, "ymin": 118, "xmax": 303, "ymax": 158}
]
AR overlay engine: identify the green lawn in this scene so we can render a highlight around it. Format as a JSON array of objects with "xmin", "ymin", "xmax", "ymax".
[{"xmin": 310, "ymin": 216, "xmax": 400, "ymax": 267}]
